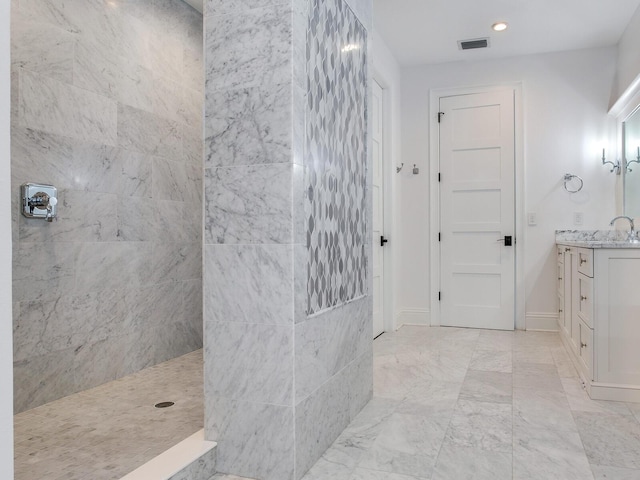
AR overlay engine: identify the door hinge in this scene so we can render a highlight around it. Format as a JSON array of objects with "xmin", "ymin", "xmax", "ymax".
[
  {"xmin": 438, "ymin": 291, "xmax": 441, "ymax": 301},
  {"xmin": 438, "ymin": 232, "xmax": 441, "ymax": 242},
  {"xmin": 438, "ymin": 172, "xmax": 441, "ymax": 182},
  {"xmin": 438, "ymin": 111, "xmax": 445, "ymax": 123}
]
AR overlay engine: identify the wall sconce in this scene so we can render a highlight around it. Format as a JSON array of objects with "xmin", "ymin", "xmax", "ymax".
[
  {"xmin": 627, "ymin": 147, "xmax": 640, "ymax": 172},
  {"xmin": 601, "ymin": 148, "xmax": 621, "ymax": 174}
]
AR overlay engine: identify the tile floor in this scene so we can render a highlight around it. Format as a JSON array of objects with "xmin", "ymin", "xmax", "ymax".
[
  {"xmin": 14, "ymin": 327, "xmax": 640, "ymax": 480},
  {"xmin": 13, "ymin": 349, "xmax": 203, "ymax": 480},
  {"xmin": 217, "ymin": 326, "xmax": 640, "ymax": 480}
]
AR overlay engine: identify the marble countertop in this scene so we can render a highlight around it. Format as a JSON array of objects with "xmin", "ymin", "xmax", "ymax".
[{"xmin": 556, "ymin": 230, "xmax": 640, "ymax": 249}]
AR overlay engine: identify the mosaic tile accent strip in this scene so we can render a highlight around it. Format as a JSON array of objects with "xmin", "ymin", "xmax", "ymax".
[{"xmin": 305, "ymin": 0, "xmax": 368, "ymax": 315}]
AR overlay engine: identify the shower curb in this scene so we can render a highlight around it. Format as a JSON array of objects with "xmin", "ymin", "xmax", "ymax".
[{"xmin": 120, "ymin": 430, "xmax": 216, "ymax": 480}]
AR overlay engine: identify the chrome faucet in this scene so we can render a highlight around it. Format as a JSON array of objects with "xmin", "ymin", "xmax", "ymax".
[{"xmin": 610, "ymin": 216, "xmax": 638, "ymax": 242}]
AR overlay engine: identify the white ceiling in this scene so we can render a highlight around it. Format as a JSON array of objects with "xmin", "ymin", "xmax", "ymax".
[{"xmin": 373, "ymin": 0, "xmax": 640, "ymax": 66}]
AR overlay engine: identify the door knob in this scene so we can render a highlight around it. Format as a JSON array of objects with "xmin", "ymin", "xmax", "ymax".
[
  {"xmin": 497, "ymin": 236, "xmax": 513, "ymax": 246},
  {"xmin": 380, "ymin": 236, "xmax": 389, "ymax": 247}
]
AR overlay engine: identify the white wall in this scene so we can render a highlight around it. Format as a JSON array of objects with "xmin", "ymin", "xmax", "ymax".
[
  {"xmin": 399, "ymin": 47, "xmax": 618, "ymax": 328},
  {"xmin": 372, "ymin": 31, "xmax": 405, "ymax": 329},
  {"xmin": 616, "ymin": 5, "xmax": 640, "ymax": 103},
  {"xmin": 1, "ymin": 0, "xmax": 14, "ymax": 477}
]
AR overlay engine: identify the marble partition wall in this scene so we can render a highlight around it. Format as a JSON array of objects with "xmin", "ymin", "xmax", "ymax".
[
  {"xmin": 204, "ymin": 0, "xmax": 372, "ymax": 479},
  {"xmin": 11, "ymin": 0, "xmax": 204, "ymax": 413}
]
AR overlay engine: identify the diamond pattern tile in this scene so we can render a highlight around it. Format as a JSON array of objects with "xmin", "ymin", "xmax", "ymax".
[{"xmin": 305, "ymin": 0, "xmax": 368, "ymax": 315}]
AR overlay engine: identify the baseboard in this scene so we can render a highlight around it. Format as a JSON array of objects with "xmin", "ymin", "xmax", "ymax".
[
  {"xmin": 397, "ymin": 309, "xmax": 430, "ymax": 328},
  {"xmin": 525, "ymin": 312, "xmax": 559, "ymax": 332}
]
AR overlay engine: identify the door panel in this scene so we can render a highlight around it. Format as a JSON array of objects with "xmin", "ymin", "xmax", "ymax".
[{"xmin": 440, "ymin": 90, "xmax": 515, "ymax": 330}]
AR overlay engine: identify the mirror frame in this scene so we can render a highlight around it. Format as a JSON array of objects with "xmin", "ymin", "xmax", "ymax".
[{"xmin": 609, "ymin": 73, "xmax": 640, "ymax": 217}]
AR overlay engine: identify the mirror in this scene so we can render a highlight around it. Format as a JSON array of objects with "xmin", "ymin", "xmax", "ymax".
[{"xmin": 624, "ymin": 106, "xmax": 640, "ymax": 218}]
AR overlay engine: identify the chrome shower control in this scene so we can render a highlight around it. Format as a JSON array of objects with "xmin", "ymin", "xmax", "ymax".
[{"xmin": 21, "ymin": 183, "xmax": 58, "ymax": 222}]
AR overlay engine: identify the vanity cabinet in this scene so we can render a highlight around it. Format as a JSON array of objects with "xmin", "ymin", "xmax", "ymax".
[{"xmin": 557, "ymin": 244, "xmax": 640, "ymax": 402}]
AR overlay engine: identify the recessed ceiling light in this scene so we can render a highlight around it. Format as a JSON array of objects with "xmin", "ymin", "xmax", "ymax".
[{"xmin": 492, "ymin": 22, "xmax": 508, "ymax": 32}]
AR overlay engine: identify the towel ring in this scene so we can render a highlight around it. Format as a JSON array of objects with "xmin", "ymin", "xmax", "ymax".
[{"xmin": 563, "ymin": 173, "xmax": 583, "ymax": 194}]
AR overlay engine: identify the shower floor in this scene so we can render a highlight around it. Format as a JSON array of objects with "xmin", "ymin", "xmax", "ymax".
[{"xmin": 13, "ymin": 349, "xmax": 204, "ymax": 480}]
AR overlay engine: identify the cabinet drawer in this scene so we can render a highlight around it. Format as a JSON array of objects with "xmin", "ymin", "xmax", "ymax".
[
  {"xmin": 578, "ymin": 319, "xmax": 593, "ymax": 380},
  {"xmin": 577, "ymin": 273, "xmax": 593, "ymax": 328},
  {"xmin": 577, "ymin": 248, "xmax": 594, "ymax": 277},
  {"xmin": 558, "ymin": 294, "xmax": 566, "ymax": 331}
]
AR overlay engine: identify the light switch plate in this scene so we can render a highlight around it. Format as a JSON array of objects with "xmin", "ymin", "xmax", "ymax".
[
  {"xmin": 527, "ymin": 212, "xmax": 537, "ymax": 226},
  {"xmin": 574, "ymin": 212, "xmax": 584, "ymax": 226}
]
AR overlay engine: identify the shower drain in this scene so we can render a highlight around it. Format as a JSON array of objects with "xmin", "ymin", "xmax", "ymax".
[{"xmin": 155, "ymin": 401, "xmax": 175, "ymax": 408}]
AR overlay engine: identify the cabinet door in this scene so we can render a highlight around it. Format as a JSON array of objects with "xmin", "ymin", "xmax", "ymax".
[
  {"xmin": 578, "ymin": 319, "xmax": 593, "ymax": 380},
  {"xmin": 562, "ymin": 248, "xmax": 574, "ymax": 341},
  {"xmin": 576, "ymin": 274, "xmax": 593, "ymax": 328},
  {"xmin": 595, "ymin": 251, "xmax": 640, "ymax": 384}
]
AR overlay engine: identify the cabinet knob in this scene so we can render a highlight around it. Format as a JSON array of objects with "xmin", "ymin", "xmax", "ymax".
[
  {"xmin": 580, "ymin": 257, "xmax": 587, "ymax": 265},
  {"xmin": 581, "ymin": 342, "xmax": 588, "ymax": 349},
  {"xmin": 559, "ymin": 309, "xmax": 563, "ymax": 313},
  {"xmin": 581, "ymin": 295, "xmax": 588, "ymax": 301}
]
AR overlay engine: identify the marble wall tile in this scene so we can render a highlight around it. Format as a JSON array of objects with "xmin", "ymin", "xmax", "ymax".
[
  {"xmin": 184, "ymin": 44, "xmax": 204, "ymax": 94},
  {"xmin": 19, "ymin": 69, "xmax": 118, "ymax": 145},
  {"xmin": 180, "ymin": 86, "xmax": 204, "ymax": 130},
  {"xmin": 152, "ymin": 74, "xmax": 184, "ymax": 123},
  {"xmin": 12, "ymin": 242, "xmax": 78, "ymax": 303},
  {"xmin": 73, "ymin": 34, "xmax": 119, "ymax": 99},
  {"xmin": 13, "ymin": 347, "xmax": 77, "ymax": 413},
  {"xmin": 117, "ymin": 104, "xmax": 182, "ymax": 159},
  {"xmin": 204, "ymin": 3, "xmax": 292, "ymax": 91},
  {"xmin": 183, "ymin": 279, "xmax": 204, "ymax": 336},
  {"xmin": 19, "ymin": 189, "xmax": 119, "ymax": 243},
  {"xmin": 348, "ymin": 350, "xmax": 373, "ymax": 420},
  {"xmin": 205, "ymin": 321, "xmax": 294, "ymax": 405},
  {"xmin": 295, "ymin": 367, "xmax": 351, "ymax": 478},
  {"xmin": 71, "ymin": 142, "xmax": 152, "ymax": 197},
  {"xmin": 295, "ymin": 298, "xmax": 370, "ymax": 402},
  {"xmin": 117, "ymin": 196, "xmax": 155, "ymax": 241},
  {"xmin": 207, "ymin": 397, "xmax": 295, "ymax": 480},
  {"xmin": 115, "ymin": 56, "xmax": 155, "ymax": 112},
  {"xmin": 153, "ymin": 157, "xmax": 190, "ymax": 201},
  {"xmin": 204, "ymin": 164, "xmax": 292, "ymax": 244},
  {"xmin": 11, "ymin": 13, "xmax": 74, "ymax": 84},
  {"xmin": 152, "ymin": 242, "xmax": 202, "ymax": 283},
  {"xmin": 13, "ymin": 288, "xmax": 129, "ymax": 362},
  {"xmin": 11, "ymin": 127, "xmax": 76, "ymax": 190},
  {"xmin": 204, "ymin": 244, "xmax": 293, "ymax": 325},
  {"xmin": 183, "ymin": 124, "xmax": 204, "ymax": 164},
  {"xmin": 205, "ymin": 83, "xmax": 291, "ymax": 168},
  {"xmin": 148, "ymin": 29, "xmax": 185, "ymax": 83},
  {"xmin": 73, "ymin": 333, "xmax": 143, "ymax": 391},
  {"xmin": 154, "ymin": 200, "xmax": 197, "ymax": 243},
  {"xmin": 205, "ymin": 0, "xmax": 289, "ymax": 17},
  {"xmin": 75, "ymin": 242, "xmax": 153, "ymax": 293}
]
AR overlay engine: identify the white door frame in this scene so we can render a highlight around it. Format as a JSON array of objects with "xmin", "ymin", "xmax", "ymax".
[
  {"xmin": 373, "ymin": 71, "xmax": 396, "ymax": 334},
  {"xmin": 429, "ymin": 83, "xmax": 526, "ymax": 330}
]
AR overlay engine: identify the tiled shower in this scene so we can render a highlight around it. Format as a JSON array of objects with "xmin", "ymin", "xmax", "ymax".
[
  {"xmin": 10, "ymin": 0, "xmax": 373, "ymax": 478},
  {"xmin": 11, "ymin": 0, "xmax": 204, "ymax": 413}
]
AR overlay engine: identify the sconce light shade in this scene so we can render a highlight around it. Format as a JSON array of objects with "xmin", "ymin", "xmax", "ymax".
[
  {"xmin": 627, "ymin": 147, "xmax": 640, "ymax": 173},
  {"xmin": 602, "ymin": 148, "xmax": 621, "ymax": 174}
]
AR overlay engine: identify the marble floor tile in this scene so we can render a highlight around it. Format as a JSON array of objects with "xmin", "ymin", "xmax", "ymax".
[
  {"xmin": 432, "ymin": 444, "xmax": 512, "ymax": 480},
  {"xmin": 14, "ymin": 350, "xmax": 204, "ymax": 480},
  {"xmin": 444, "ymin": 399, "xmax": 513, "ymax": 453},
  {"xmin": 513, "ymin": 362, "xmax": 564, "ymax": 391},
  {"xmin": 591, "ymin": 465, "xmax": 640, "ymax": 479},
  {"xmin": 513, "ymin": 423, "xmax": 593, "ymax": 480},
  {"xmin": 469, "ymin": 347, "xmax": 513, "ymax": 373},
  {"xmin": 459, "ymin": 369, "xmax": 513, "ymax": 404},
  {"xmin": 574, "ymin": 412, "xmax": 640, "ymax": 470},
  {"xmin": 357, "ymin": 412, "xmax": 449, "ymax": 478},
  {"xmin": 349, "ymin": 467, "xmax": 429, "ymax": 480}
]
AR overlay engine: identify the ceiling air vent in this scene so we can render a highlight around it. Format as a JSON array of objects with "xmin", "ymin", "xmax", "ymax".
[{"xmin": 458, "ymin": 38, "xmax": 490, "ymax": 50}]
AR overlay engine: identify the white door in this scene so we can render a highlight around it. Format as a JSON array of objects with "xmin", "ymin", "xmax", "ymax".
[
  {"xmin": 439, "ymin": 90, "xmax": 515, "ymax": 330},
  {"xmin": 372, "ymin": 80, "xmax": 385, "ymax": 338}
]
